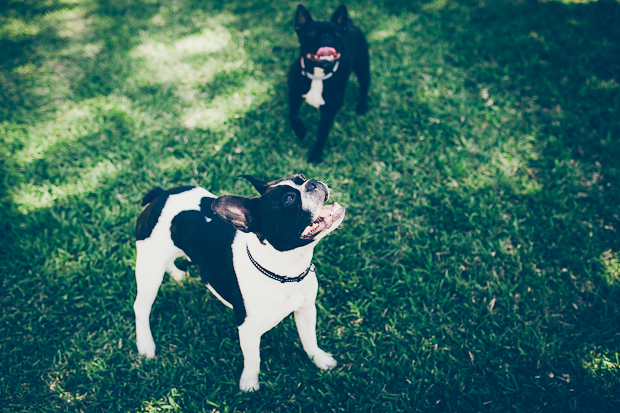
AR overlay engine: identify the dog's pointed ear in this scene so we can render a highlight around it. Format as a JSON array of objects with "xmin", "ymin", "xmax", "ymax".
[
  {"xmin": 331, "ymin": 5, "xmax": 348, "ymax": 28},
  {"xmin": 211, "ymin": 195, "xmax": 260, "ymax": 233},
  {"xmin": 237, "ymin": 174, "xmax": 270, "ymax": 195},
  {"xmin": 295, "ymin": 4, "xmax": 313, "ymax": 33}
]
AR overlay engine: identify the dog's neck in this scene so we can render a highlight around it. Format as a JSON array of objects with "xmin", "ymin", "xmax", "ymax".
[
  {"xmin": 244, "ymin": 232, "xmax": 316, "ymax": 278},
  {"xmin": 300, "ymin": 57, "xmax": 340, "ymax": 81}
]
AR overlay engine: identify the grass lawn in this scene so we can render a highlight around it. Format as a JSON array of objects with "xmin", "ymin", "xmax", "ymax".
[{"xmin": 2, "ymin": 0, "xmax": 620, "ymax": 411}]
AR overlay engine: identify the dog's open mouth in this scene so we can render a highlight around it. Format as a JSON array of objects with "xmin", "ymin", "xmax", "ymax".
[
  {"xmin": 301, "ymin": 202, "xmax": 345, "ymax": 239},
  {"xmin": 306, "ymin": 47, "xmax": 341, "ymax": 62}
]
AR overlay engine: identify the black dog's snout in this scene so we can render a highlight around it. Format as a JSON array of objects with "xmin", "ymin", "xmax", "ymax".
[
  {"xmin": 321, "ymin": 33, "xmax": 333, "ymax": 42},
  {"xmin": 306, "ymin": 179, "xmax": 318, "ymax": 191}
]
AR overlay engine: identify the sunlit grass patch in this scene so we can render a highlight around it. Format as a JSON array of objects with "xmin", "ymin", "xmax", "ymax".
[
  {"xmin": 10, "ymin": 96, "xmax": 136, "ymax": 165},
  {"xmin": 173, "ymin": 27, "xmax": 231, "ymax": 55},
  {"xmin": 47, "ymin": 378, "xmax": 88, "ymax": 405},
  {"xmin": 128, "ymin": 14, "xmax": 236, "ymax": 88},
  {"xmin": 367, "ymin": 16, "xmax": 406, "ymax": 42},
  {"xmin": 555, "ymin": 0, "xmax": 599, "ymax": 4},
  {"xmin": 0, "ymin": 15, "xmax": 41, "ymax": 39},
  {"xmin": 422, "ymin": 0, "xmax": 449, "ymax": 12},
  {"xmin": 138, "ymin": 388, "xmax": 182, "ymax": 413},
  {"xmin": 601, "ymin": 249, "xmax": 620, "ymax": 285},
  {"xmin": 157, "ymin": 157, "xmax": 191, "ymax": 172},
  {"xmin": 47, "ymin": 6, "xmax": 93, "ymax": 38},
  {"xmin": 582, "ymin": 351, "xmax": 620, "ymax": 386},
  {"xmin": 12, "ymin": 159, "xmax": 121, "ymax": 213},
  {"xmin": 182, "ymin": 78, "xmax": 270, "ymax": 130}
]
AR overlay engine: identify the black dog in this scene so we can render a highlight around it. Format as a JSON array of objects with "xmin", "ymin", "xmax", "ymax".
[{"xmin": 288, "ymin": 4, "xmax": 370, "ymax": 163}]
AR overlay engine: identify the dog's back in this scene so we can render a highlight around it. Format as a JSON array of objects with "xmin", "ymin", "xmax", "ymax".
[
  {"xmin": 135, "ymin": 186, "xmax": 246, "ymax": 322},
  {"xmin": 136, "ymin": 186, "xmax": 213, "ymax": 241}
]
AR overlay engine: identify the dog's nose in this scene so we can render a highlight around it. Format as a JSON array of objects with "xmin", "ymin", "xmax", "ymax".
[
  {"xmin": 306, "ymin": 179, "xmax": 318, "ymax": 191},
  {"xmin": 321, "ymin": 33, "xmax": 333, "ymax": 43}
]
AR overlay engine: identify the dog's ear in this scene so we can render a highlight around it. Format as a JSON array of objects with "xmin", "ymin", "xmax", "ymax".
[
  {"xmin": 295, "ymin": 4, "xmax": 313, "ymax": 33},
  {"xmin": 237, "ymin": 174, "xmax": 270, "ymax": 195},
  {"xmin": 331, "ymin": 5, "xmax": 348, "ymax": 29},
  {"xmin": 211, "ymin": 195, "xmax": 260, "ymax": 233}
]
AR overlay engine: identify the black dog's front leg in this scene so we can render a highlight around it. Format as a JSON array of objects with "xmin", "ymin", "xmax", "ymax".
[
  {"xmin": 308, "ymin": 103, "xmax": 340, "ymax": 163},
  {"xmin": 289, "ymin": 92, "xmax": 306, "ymax": 140}
]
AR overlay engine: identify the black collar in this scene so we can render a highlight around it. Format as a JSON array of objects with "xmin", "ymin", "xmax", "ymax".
[
  {"xmin": 300, "ymin": 57, "xmax": 340, "ymax": 80},
  {"xmin": 246, "ymin": 244, "xmax": 314, "ymax": 283}
]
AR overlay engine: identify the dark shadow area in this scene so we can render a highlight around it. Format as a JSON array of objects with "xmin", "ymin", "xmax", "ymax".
[
  {"xmin": 422, "ymin": 0, "xmax": 620, "ymax": 409},
  {"xmin": 448, "ymin": 0, "xmax": 620, "ymax": 163}
]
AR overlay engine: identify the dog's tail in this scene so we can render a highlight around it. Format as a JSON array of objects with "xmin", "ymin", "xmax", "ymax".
[{"xmin": 141, "ymin": 187, "xmax": 165, "ymax": 206}]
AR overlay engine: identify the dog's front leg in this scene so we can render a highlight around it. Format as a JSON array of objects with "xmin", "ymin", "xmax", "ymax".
[
  {"xmin": 237, "ymin": 324, "xmax": 262, "ymax": 392},
  {"xmin": 294, "ymin": 304, "xmax": 337, "ymax": 370}
]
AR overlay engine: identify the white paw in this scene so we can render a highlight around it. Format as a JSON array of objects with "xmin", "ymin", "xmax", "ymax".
[
  {"xmin": 169, "ymin": 269, "xmax": 186, "ymax": 282},
  {"xmin": 239, "ymin": 375, "xmax": 260, "ymax": 392},
  {"xmin": 136, "ymin": 337, "xmax": 156, "ymax": 358},
  {"xmin": 310, "ymin": 349, "xmax": 337, "ymax": 370}
]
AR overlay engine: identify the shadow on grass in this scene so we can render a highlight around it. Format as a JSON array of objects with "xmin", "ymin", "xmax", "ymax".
[{"xmin": 414, "ymin": 0, "xmax": 620, "ymax": 409}]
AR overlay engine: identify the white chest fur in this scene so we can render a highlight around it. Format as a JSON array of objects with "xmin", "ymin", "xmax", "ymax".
[
  {"xmin": 231, "ymin": 233, "xmax": 319, "ymax": 331},
  {"xmin": 303, "ymin": 68, "xmax": 326, "ymax": 109}
]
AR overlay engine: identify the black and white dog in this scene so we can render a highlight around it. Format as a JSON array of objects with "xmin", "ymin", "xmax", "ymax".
[
  {"xmin": 288, "ymin": 4, "xmax": 370, "ymax": 163},
  {"xmin": 133, "ymin": 174, "xmax": 345, "ymax": 391}
]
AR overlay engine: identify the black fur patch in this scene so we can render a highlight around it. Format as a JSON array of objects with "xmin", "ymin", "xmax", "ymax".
[
  {"xmin": 168, "ymin": 186, "xmax": 195, "ymax": 195},
  {"xmin": 170, "ymin": 197, "xmax": 247, "ymax": 325},
  {"xmin": 136, "ymin": 186, "xmax": 196, "ymax": 241},
  {"xmin": 141, "ymin": 187, "xmax": 165, "ymax": 206},
  {"xmin": 136, "ymin": 193, "xmax": 169, "ymax": 241}
]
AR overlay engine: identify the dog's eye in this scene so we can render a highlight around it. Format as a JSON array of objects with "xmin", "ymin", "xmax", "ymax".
[
  {"xmin": 282, "ymin": 192, "xmax": 297, "ymax": 206},
  {"xmin": 308, "ymin": 30, "xmax": 317, "ymax": 37}
]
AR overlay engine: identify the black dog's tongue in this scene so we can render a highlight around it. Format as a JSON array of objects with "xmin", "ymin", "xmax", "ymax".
[
  {"xmin": 316, "ymin": 47, "xmax": 337, "ymax": 56},
  {"xmin": 307, "ymin": 47, "xmax": 341, "ymax": 63}
]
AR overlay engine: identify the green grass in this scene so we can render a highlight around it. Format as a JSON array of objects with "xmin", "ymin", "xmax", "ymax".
[{"xmin": 1, "ymin": 0, "xmax": 620, "ymax": 411}]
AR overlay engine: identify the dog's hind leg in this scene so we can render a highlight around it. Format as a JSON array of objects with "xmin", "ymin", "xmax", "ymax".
[{"xmin": 134, "ymin": 240, "xmax": 168, "ymax": 358}]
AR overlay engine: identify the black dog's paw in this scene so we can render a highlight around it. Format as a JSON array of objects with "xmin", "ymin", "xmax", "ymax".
[
  {"xmin": 291, "ymin": 118, "xmax": 307, "ymax": 139},
  {"xmin": 308, "ymin": 149, "xmax": 324, "ymax": 164},
  {"xmin": 356, "ymin": 100, "xmax": 368, "ymax": 115}
]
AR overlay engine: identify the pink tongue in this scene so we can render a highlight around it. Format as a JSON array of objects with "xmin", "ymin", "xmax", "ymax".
[
  {"xmin": 302, "ymin": 203, "xmax": 341, "ymax": 237},
  {"xmin": 316, "ymin": 47, "xmax": 337, "ymax": 56},
  {"xmin": 319, "ymin": 202, "xmax": 339, "ymax": 218}
]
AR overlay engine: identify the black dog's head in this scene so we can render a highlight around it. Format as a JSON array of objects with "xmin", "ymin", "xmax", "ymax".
[
  {"xmin": 294, "ymin": 4, "xmax": 348, "ymax": 69},
  {"xmin": 211, "ymin": 174, "xmax": 345, "ymax": 251}
]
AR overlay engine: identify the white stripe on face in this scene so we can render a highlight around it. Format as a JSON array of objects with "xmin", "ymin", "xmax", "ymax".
[{"xmin": 272, "ymin": 180, "xmax": 328, "ymax": 222}]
